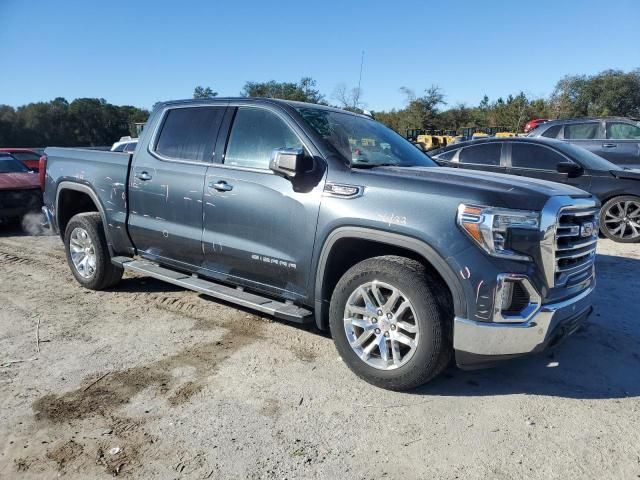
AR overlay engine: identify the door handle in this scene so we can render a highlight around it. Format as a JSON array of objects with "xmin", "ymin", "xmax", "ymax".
[
  {"xmin": 136, "ymin": 171, "xmax": 152, "ymax": 181},
  {"xmin": 603, "ymin": 143, "xmax": 617, "ymax": 148},
  {"xmin": 209, "ymin": 180, "xmax": 233, "ymax": 192}
]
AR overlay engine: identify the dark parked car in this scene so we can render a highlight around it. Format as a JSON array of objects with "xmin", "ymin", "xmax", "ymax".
[
  {"xmin": 528, "ymin": 117, "xmax": 640, "ymax": 169},
  {"xmin": 431, "ymin": 137, "xmax": 640, "ymax": 242}
]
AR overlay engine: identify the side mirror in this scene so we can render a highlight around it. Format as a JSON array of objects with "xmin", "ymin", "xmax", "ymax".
[
  {"xmin": 269, "ymin": 148, "xmax": 309, "ymax": 179},
  {"xmin": 556, "ymin": 161, "xmax": 583, "ymax": 177}
]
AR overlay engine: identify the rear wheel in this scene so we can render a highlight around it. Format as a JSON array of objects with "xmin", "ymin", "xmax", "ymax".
[
  {"xmin": 599, "ymin": 196, "xmax": 640, "ymax": 243},
  {"xmin": 329, "ymin": 256, "xmax": 451, "ymax": 391},
  {"xmin": 64, "ymin": 212, "xmax": 123, "ymax": 289}
]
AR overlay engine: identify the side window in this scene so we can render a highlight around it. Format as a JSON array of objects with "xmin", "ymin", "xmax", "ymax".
[
  {"xmin": 10, "ymin": 152, "xmax": 41, "ymax": 162},
  {"xmin": 459, "ymin": 143, "xmax": 501, "ymax": 166},
  {"xmin": 225, "ymin": 108, "xmax": 303, "ymax": 169},
  {"xmin": 124, "ymin": 142, "xmax": 137, "ymax": 152},
  {"xmin": 155, "ymin": 106, "xmax": 224, "ymax": 162},
  {"xmin": 113, "ymin": 144, "xmax": 126, "ymax": 152},
  {"xmin": 511, "ymin": 143, "xmax": 568, "ymax": 170},
  {"xmin": 606, "ymin": 122, "xmax": 640, "ymax": 140},
  {"xmin": 564, "ymin": 122, "xmax": 600, "ymax": 140},
  {"xmin": 541, "ymin": 124, "xmax": 562, "ymax": 138},
  {"xmin": 435, "ymin": 149, "xmax": 457, "ymax": 161}
]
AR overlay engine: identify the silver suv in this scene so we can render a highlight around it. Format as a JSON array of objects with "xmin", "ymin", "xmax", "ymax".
[{"xmin": 528, "ymin": 117, "xmax": 640, "ymax": 169}]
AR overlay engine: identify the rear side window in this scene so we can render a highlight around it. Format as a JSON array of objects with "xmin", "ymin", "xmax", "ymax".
[
  {"xmin": 606, "ymin": 122, "xmax": 640, "ymax": 139},
  {"xmin": 511, "ymin": 143, "xmax": 567, "ymax": 170},
  {"xmin": 113, "ymin": 144, "xmax": 127, "ymax": 152},
  {"xmin": 459, "ymin": 143, "xmax": 501, "ymax": 166},
  {"xmin": 123, "ymin": 142, "xmax": 137, "ymax": 152},
  {"xmin": 564, "ymin": 122, "xmax": 600, "ymax": 140},
  {"xmin": 155, "ymin": 106, "xmax": 224, "ymax": 162},
  {"xmin": 225, "ymin": 108, "xmax": 303, "ymax": 169},
  {"xmin": 541, "ymin": 125, "xmax": 562, "ymax": 138}
]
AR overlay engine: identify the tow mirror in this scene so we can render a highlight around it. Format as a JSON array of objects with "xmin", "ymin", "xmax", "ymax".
[
  {"xmin": 269, "ymin": 148, "xmax": 310, "ymax": 179},
  {"xmin": 556, "ymin": 161, "xmax": 583, "ymax": 177}
]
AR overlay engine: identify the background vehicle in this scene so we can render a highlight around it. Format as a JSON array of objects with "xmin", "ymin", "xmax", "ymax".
[
  {"xmin": 528, "ymin": 117, "xmax": 640, "ymax": 168},
  {"xmin": 431, "ymin": 136, "xmax": 640, "ymax": 242},
  {"xmin": 0, "ymin": 148, "xmax": 42, "ymax": 171},
  {"xmin": 42, "ymin": 98, "xmax": 597, "ymax": 390},
  {"xmin": 0, "ymin": 153, "xmax": 42, "ymax": 222},
  {"xmin": 110, "ymin": 136, "xmax": 139, "ymax": 152},
  {"xmin": 524, "ymin": 118, "xmax": 549, "ymax": 133}
]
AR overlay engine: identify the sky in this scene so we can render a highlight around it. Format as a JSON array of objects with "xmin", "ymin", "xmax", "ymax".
[{"xmin": 1, "ymin": 0, "xmax": 639, "ymax": 112}]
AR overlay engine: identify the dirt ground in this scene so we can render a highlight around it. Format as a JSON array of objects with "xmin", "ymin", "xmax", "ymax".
[{"xmin": 0, "ymin": 223, "xmax": 639, "ymax": 479}]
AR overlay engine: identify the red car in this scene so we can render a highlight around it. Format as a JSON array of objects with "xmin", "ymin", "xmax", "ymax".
[
  {"xmin": 0, "ymin": 148, "xmax": 42, "ymax": 172},
  {"xmin": 0, "ymin": 153, "xmax": 42, "ymax": 221},
  {"xmin": 523, "ymin": 118, "xmax": 550, "ymax": 134}
]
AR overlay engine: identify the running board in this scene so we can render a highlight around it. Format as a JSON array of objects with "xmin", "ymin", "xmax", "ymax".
[{"xmin": 112, "ymin": 257, "xmax": 312, "ymax": 323}]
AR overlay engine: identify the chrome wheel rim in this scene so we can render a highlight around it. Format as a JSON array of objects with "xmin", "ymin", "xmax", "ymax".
[
  {"xmin": 604, "ymin": 200, "xmax": 640, "ymax": 240},
  {"xmin": 69, "ymin": 227, "xmax": 97, "ymax": 278},
  {"xmin": 343, "ymin": 280, "xmax": 419, "ymax": 370}
]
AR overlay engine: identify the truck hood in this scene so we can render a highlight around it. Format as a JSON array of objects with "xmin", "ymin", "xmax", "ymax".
[
  {"xmin": 369, "ymin": 166, "xmax": 591, "ymax": 211},
  {"xmin": 0, "ymin": 172, "xmax": 40, "ymax": 191}
]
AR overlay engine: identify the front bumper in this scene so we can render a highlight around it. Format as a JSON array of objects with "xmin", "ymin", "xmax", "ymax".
[{"xmin": 454, "ymin": 282, "xmax": 594, "ymax": 369}]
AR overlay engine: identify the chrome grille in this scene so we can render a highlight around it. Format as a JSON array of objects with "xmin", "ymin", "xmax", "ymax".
[{"xmin": 555, "ymin": 207, "xmax": 598, "ymax": 286}]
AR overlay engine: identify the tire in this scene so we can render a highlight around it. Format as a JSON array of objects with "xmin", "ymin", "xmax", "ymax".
[
  {"xmin": 599, "ymin": 195, "xmax": 640, "ymax": 243},
  {"xmin": 329, "ymin": 256, "xmax": 451, "ymax": 391},
  {"xmin": 64, "ymin": 212, "xmax": 123, "ymax": 290}
]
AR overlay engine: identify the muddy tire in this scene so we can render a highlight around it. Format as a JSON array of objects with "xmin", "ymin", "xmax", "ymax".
[
  {"xmin": 64, "ymin": 212, "xmax": 123, "ymax": 290},
  {"xmin": 329, "ymin": 256, "xmax": 451, "ymax": 391}
]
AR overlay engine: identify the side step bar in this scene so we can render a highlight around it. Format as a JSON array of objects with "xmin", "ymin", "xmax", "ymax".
[{"xmin": 112, "ymin": 257, "xmax": 312, "ymax": 324}]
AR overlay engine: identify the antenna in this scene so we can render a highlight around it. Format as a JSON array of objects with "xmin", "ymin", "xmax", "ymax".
[{"xmin": 357, "ymin": 50, "xmax": 364, "ymax": 107}]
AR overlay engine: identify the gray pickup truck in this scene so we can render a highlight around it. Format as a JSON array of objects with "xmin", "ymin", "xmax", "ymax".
[{"xmin": 42, "ymin": 98, "xmax": 598, "ymax": 390}]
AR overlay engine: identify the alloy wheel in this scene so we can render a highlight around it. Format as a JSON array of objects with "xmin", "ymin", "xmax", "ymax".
[
  {"xmin": 603, "ymin": 200, "xmax": 640, "ymax": 240},
  {"xmin": 69, "ymin": 227, "xmax": 97, "ymax": 278}
]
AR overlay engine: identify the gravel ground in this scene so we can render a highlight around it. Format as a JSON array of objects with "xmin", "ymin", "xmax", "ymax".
[{"xmin": 0, "ymin": 223, "xmax": 639, "ymax": 479}]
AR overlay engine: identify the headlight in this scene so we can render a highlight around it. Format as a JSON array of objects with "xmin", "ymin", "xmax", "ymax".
[{"xmin": 457, "ymin": 204, "xmax": 540, "ymax": 261}]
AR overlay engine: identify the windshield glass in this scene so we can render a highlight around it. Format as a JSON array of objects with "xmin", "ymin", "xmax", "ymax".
[
  {"xmin": 0, "ymin": 155, "xmax": 29, "ymax": 173},
  {"xmin": 296, "ymin": 107, "xmax": 437, "ymax": 168},
  {"xmin": 556, "ymin": 142, "xmax": 623, "ymax": 170}
]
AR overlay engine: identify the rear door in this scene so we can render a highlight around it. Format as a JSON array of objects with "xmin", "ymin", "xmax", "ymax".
[
  {"xmin": 603, "ymin": 121, "xmax": 640, "ymax": 167},
  {"xmin": 562, "ymin": 121, "xmax": 604, "ymax": 157},
  {"xmin": 456, "ymin": 142, "xmax": 506, "ymax": 174},
  {"xmin": 128, "ymin": 104, "xmax": 227, "ymax": 269},
  {"xmin": 201, "ymin": 105, "xmax": 325, "ymax": 299},
  {"xmin": 506, "ymin": 142, "xmax": 592, "ymax": 192}
]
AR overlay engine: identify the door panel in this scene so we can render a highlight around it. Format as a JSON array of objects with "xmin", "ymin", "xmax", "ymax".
[
  {"xmin": 602, "ymin": 122, "xmax": 640, "ymax": 167},
  {"xmin": 563, "ymin": 121, "xmax": 605, "ymax": 159},
  {"xmin": 128, "ymin": 105, "xmax": 226, "ymax": 268},
  {"xmin": 200, "ymin": 106, "xmax": 324, "ymax": 299}
]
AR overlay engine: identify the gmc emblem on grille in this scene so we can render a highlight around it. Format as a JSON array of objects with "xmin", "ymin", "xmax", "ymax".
[{"xmin": 580, "ymin": 221, "xmax": 595, "ymax": 238}]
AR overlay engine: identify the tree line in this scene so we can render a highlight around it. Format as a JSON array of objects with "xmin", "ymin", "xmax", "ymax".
[{"xmin": 1, "ymin": 68, "xmax": 638, "ymax": 147}]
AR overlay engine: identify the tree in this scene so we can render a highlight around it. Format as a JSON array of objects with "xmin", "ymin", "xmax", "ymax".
[
  {"xmin": 240, "ymin": 77, "xmax": 325, "ymax": 104},
  {"xmin": 193, "ymin": 86, "xmax": 218, "ymax": 99},
  {"xmin": 333, "ymin": 83, "xmax": 363, "ymax": 112}
]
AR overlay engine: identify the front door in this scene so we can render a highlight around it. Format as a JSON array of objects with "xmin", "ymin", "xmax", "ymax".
[
  {"xmin": 506, "ymin": 142, "xmax": 592, "ymax": 191},
  {"xmin": 201, "ymin": 105, "xmax": 325, "ymax": 300},
  {"xmin": 128, "ymin": 105, "xmax": 227, "ymax": 268},
  {"xmin": 603, "ymin": 121, "xmax": 640, "ymax": 167}
]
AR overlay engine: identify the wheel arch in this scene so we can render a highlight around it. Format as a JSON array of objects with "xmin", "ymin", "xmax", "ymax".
[
  {"xmin": 56, "ymin": 182, "xmax": 110, "ymax": 249},
  {"xmin": 313, "ymin": 227, "xmax": 466, "ymax": 330}
]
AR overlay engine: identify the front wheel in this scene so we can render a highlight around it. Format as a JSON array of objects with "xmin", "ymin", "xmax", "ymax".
[
  {"xmin": 329, "ymin": 256, "xmax": 451, "ymax": 391},
  {"xmin": 64, "ymin": 212, "xmax": 123, "ymax": 290},
  {"xmin": 599, "ymin": 196, "xmax": 640, "ymax": 243}
]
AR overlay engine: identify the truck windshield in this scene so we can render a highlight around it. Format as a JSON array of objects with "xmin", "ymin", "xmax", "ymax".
[
  {"xmin": 296, "ymin": 107, "xmax": 437, "ymax": 168},
  {"xmin": 0, "ymin": 155, "xmax": 29, "ymax": 173}
]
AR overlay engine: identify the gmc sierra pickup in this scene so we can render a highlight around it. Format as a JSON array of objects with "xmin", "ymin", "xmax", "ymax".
[{"xmin": 42, "ymin": 98, "xmax": 598, "ymax": 390}]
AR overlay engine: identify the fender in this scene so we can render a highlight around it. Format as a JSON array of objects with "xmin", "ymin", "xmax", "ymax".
[
  {"xmin": 55, "ymin": 181, "xmax": 114, "ymax": 254},
  {"xmin": 313, "ymin": 226, "xmax": 467, "ymax": 330}
]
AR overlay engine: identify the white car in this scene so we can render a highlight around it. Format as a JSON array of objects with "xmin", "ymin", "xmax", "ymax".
[{"xmin": 110, "ymin": 136, "xmax": 139, "ymax": 153}]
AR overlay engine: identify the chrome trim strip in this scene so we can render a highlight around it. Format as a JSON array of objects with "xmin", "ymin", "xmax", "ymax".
[{"xmin": 492, "ymin": 274, "xmax": 541, "ymax": 324}]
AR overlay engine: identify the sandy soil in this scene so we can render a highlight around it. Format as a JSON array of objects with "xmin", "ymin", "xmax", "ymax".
[{"xmin": 0, "ymin": 223, "xmax": 639, "ymax": 479}]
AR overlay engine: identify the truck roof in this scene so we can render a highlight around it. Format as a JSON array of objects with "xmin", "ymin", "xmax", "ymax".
[{"xmin": 156, "ymin": 97, "xmax": 371, "ymax": 119}]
